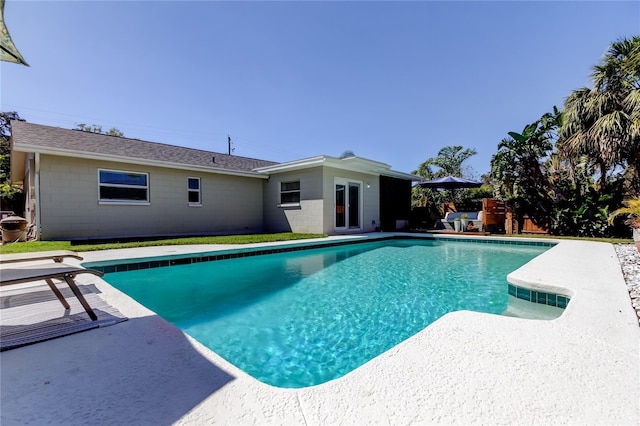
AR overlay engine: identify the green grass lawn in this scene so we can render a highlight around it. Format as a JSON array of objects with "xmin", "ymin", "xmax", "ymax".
[
  {"xmin": 0, "ymin": 233, "xmax": 327, "ymax": 254},
  {"xmin": 0, "ymin": 232, "xmax": 632, "ymax": 255}
]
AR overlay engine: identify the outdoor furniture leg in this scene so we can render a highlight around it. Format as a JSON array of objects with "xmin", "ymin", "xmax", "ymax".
[
  {"xmin": 44, "ymin": 278, "xmax": 71, "ymax": 310},
  {"xmin": 62, "ymin": 274, "xmax": 98, "ymax": 321}
]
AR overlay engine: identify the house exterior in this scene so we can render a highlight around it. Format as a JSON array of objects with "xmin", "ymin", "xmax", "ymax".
[
  {"xmin": 9, "ymin": 121, "xmax": 420, "ymax": 240},
  {"xmin": 258, "ymin": 157, "xmax": 415, "ymax": 235}
]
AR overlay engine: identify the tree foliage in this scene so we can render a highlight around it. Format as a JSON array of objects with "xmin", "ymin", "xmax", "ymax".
[
  {"xmin": 0, "ymin": 112, "xmax": 25, "ymax": 198},
  {"xmin": 0, "ymin": 111, "xmax": 24, "ymax": 137},
  {"xmin": 412, "ymin": 145, "xmax": 478, "ymax": 208},
  {"xmin": 490, "ymin": 108, "xmax": 560, "ymax": 223},
  {"xmin": 559, "ymin": 36, "xmax": 640, "ymax": 193},
  {"xmin": 414, "ymin": 145, "xmax": 477, "ymax": 180},
  {"xmin": 75, "ymin": 123, "xmax": 124, "ymax": 137},
  {"xmin": 486, "ymin": 36, "xmax": 638, "ymax": 237}
]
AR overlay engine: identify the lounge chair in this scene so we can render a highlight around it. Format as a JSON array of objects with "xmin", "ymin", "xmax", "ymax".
[
  {"xmin": 434, "ymin": 218, "xmax": 456, "ymax": 231},
  {"xmin": 0, "ymin": 251, "xmax": 102, "ymax": 321},
  {"xmin": 443, "ymin": 211, "xmax": 484, "ymax": 232},
  {"xmin": 0, "ymin": 250, "xmax": 83, "ymax": 264}
]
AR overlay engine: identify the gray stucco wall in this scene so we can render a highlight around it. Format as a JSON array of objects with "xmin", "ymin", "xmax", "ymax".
[
  {"xmin": 38, "ymin": 155, "xmax": 265, "ymax": 240},
  {"xmin": 263, "ymin": 167, "xmax": 325, "ymax": 234},
  {"xmin": 321, "ymin": 167, "xmax": 380, "ymax": 235},
  {"xmin": 263, "ymin": 166, "xmax": 380, "ymax": 235}
]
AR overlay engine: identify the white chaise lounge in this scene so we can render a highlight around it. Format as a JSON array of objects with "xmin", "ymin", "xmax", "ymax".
[{"xmin": 0, "ymin": 250, "xmax": 102, "ymax": 321}]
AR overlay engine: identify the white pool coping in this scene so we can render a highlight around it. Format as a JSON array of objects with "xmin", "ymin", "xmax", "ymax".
[{"xmin": 1, "ymin": 234, "xmax": 638, "ymax": 425}]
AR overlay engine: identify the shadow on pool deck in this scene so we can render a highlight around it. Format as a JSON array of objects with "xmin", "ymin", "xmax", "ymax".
[{"xmin": 0, "ymin": 314, "xmax": 235, "ymax": 426}]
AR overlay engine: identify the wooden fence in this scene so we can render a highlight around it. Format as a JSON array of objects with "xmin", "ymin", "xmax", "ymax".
[
  {"xmin": 482, "ymin": 199, "xmax": 550, "ymax": 234},
  {"xmin": 482, "ymin": 198, "xmax": 506, "ymax": 233},
  {"xmin": 506, "ymin": 213, "xmax": 550, "ymax": 234}
]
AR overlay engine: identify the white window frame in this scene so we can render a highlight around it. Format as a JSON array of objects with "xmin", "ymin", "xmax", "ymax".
[
  {"xmin": 188, "ymin": 177, "xmax": 202, "ymax": 206},
  {"xmin": 98, "ymin": 169, "xmax": 150, "ymax": 205},
  {"xmin": 279, "ymin": 180, "xmax": 301, "ymax": 207}
]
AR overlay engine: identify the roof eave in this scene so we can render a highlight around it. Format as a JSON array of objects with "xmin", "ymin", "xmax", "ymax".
[
  {"xmin": 12, "ymin": 144, "xmax": 269, "ymax": 179},
  {"xmin": 254, "ymin": 155, "xmax": 328, "ymax": 174},
  {"xmin": 381, "ymin": 170, "xmax": 423, "ymax": 181},
  {"xmin": 255, "ymin": 155, "xmax": 419, "ymax": 180}
]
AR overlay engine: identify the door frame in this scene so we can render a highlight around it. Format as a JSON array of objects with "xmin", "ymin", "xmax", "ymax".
[{"xmin": 334, "ymin": 177, "xmax": 363, "ymax": 232}]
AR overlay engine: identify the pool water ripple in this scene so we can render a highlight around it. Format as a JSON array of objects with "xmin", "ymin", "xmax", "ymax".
[{"xmin": 104, "ymin": 239, "xmax": 548, "ymax": 388}]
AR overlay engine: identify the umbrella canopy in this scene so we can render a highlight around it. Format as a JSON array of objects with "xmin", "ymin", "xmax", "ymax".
[
  {"xmin": 417, "ymin": 176, "xmax": 482, "ymax": 189},
  {"xmin": 0, "ymin": 0, "xmax": 29, "ymax": 66}
]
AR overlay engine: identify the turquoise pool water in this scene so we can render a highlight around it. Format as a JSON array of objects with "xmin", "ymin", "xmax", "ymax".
[{"xmin": 102, "ymin": 238, "xmax": 550, "ymax": 388}]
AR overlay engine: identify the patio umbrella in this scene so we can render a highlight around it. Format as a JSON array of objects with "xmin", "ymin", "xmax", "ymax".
[
  {"xmin": 417, "ymin": 176, "xmax": 482, "ymax": 190},
  {"xmin": 0, "ymin": 0, "xmax": 29, "ymax": 66}
]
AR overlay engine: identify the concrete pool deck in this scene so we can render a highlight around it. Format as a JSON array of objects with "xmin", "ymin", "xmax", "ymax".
[{"xmin": 1, "ymin": 234, "xmax": 639, "ymax": 425}]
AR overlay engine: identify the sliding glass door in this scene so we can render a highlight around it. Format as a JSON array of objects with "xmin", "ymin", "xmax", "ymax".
[
  {"xmin": 336, "ymin": 183, "xmax": 346, "ymax": 229},
  {"xmin": 348, "ymin": 183, "xmax": 360, "ymax": 228},
  {"xmin": 335, "ymin": 178, "xmax": 361, "ymax": 231}
]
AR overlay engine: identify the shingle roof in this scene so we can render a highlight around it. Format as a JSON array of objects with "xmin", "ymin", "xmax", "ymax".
[{"xmin": 11, "ymin": 121, "xmax": 278, "ymax": 174}]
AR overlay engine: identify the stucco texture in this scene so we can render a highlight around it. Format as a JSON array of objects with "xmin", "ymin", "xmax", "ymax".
[{"xmin": 38, "ymin": 155, "xmax": 265, "ymax": 239}]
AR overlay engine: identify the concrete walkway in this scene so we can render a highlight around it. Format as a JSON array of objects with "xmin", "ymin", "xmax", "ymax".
[{"xmin": 1, "ymin": 235, "xmax": 638, "ymax": 425}]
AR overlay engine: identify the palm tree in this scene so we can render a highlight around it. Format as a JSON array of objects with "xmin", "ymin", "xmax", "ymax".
[
  {"xmin": 412, "ymin": 145, "xmax": 477, "ymax": 207},
  {"xmin": 559, "ymin": 36, "xmax": 640, "ymax": 193},
  {"xmin": 417, "ymin": 145, "xmax": 477, "ymax": 178}
]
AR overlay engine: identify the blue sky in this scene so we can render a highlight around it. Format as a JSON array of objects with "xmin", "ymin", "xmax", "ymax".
[{"xmin": 1, "ymin": 1, "xmax": 638, "ymax": 177}]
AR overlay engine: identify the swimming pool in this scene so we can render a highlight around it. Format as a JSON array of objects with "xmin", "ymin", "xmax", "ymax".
[{"xmin": 98, "ymin": 237, "xmax": 560, "ymax": 388}]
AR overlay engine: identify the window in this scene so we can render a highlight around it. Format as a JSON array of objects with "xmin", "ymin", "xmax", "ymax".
[
  {"xmin": 98, "ymin": 169, "xmax": 149, "ymax": 203},
  {"xmin": 188, "ymin": 177, "xmax": 201, "ymax": 205},
  {"xmin": 280, "ymin": 181, "xmax": 300, "ymax": 204}
]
